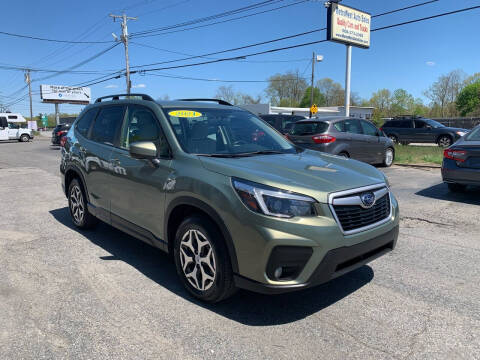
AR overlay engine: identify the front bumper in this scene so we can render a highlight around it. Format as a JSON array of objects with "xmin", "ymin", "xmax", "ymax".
[{"xmin": 235, "ymin": 225, "xmax": 398, "ymax": 294}]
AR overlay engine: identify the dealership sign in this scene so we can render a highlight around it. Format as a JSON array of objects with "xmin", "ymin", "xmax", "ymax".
[
  {"xmin": 40, "ymin": 85, "xmax": 91, "ymax": 105},
  {"xmin": 327, "ymin": 3, "xmax": 371, "ymax": 49}
]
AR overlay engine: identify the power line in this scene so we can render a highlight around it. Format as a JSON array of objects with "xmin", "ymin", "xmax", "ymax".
[
  {"xmin": 131, "ymin": 5, "xmax": 480, "ymax": 75},
  {"xmin": 131, "ymin": 0, "xmax": 307, "ymax": 39},
  {"xmin": 129, "ymin": 0, "xmax": 439, "ymax": 69},
  {"xmin": 131, "ymin": 0, "xmax": 280, "ymax": 36},
  {"xmin": 145, "ymin": 72, "xmax": 309, "ymax": 83},
  {"xmin": 0, "ymin": 30, "xmax": 112, "ymax": 44}
]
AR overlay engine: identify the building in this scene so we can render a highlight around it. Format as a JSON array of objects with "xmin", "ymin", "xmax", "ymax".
[{"xmin": 240, "ymin": 104, "xmax": 375, "ymax": 120}]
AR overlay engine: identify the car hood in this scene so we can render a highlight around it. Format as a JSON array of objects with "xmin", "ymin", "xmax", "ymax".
[{"xmin": 199, "ymin": 150, "xmax": 386, "ymax": 203}]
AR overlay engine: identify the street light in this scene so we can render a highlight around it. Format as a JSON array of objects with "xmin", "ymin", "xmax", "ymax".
[{"xmin": 310, "ymin": 52, "xmax": 324, "ymax": 118}]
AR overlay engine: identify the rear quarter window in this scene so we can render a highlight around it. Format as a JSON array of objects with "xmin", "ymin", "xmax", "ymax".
[
  {"xmin": 465, "ymin": 127, "xmax": 480, "ymax": 141},
  {"xmin": 291, "ymin": 122, "xmax": 329, "ymax": 135}
]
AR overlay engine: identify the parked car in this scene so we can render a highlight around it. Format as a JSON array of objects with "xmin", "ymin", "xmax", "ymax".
[
  {"xmin": 288, "ymin": 117, "xmax": 395, "ymax": 167},
  {"xmin": 52, "ymin": 123, "xmax": 72, "ymax": 145},
  {"xmin": 61, "ymin": 94, "xmax": 399, "ymax": 303},
  {"xmin": 259, "ymin": 114, "xmax": 307, "ymax": 134},
  {"xmin": 0, "ymin": 117, "xmax": 33, "ymax": 142},
  {"xmin": 442, "ymin": 124, "xmax": 480, "ymax": 192},
  {"xmin": 381, "ymin": 116, "xmax": 469, "ymax": 147}
]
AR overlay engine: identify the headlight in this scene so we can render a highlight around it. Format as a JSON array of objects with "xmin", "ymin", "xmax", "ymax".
[
  {"xmin": 232, "ymin": 178, "xmax": 317, "ymax": 218},
  {"xmin": 456, "ymin": 131, "xmax": 466, "ymax": 137}
]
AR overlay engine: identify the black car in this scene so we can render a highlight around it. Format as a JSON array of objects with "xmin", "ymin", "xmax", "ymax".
[
  {"xmin": 259, "ymin": 114, "xmax": 307, "ymax": 134},
  {"xmin": 381, "ymin": 117, "xmax": 469, "ymax": 147},
  {"xmin": 288, "ymin": 117, "xmax": 395, "ymax": 167},
  {"xmin": 442, "ymin": 124, "xmax": 480, "ymax": 192},
  {"xmin": 51, "ymin": 123, "xmax": 71, "ymax": 145}
]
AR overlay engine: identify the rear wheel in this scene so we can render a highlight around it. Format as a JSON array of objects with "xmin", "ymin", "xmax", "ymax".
[
  {"xmin": 399, "ymin": 141, "xmax": 410, "ymax": 146},
  {"xmin": 338, "ymin": 152, "xmax": 349, "ymax": 158},
  {"xmin": 174, "ymin": 215, "xmax": 236, "ymax": 303},
  {"xmin": 438, "ymin": 135, "xmax": 452, "ymax": 147},
  {"xmin": 382, "ymin": 148, "xmax": 394, "ymax": 167},
  {"xmin": 447, "ymin": 183, "xmax": 466, "ymax": 192},
  {"xmin": 68, "ymin": 179, "xmax": 98, "ymax": 229}
]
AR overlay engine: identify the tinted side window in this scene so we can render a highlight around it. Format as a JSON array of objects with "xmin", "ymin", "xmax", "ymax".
[
  {"xmin": 384, "ymin": 121, "xmax": 396, "ymax": 128},
  {"xmin": 76, "ymin": 109, "xmax": 97, "ymax": 138},
  {"xmin": 361, "ymin": 121, "xmax": 378, "ymax": 136},
  {"xmin": 8, "ymin": 115, "xmax": 18, "ymax": 119},
  {"xmin": 398, "ymin": 120, "xmax": 413, "ymax": 128},
  {"xmin": 344, "ymin": 119, "xmax": 363, "ymax": 134},
  {"xmin": 120, "ymin": 105, "xmax": 161, "ymax": 149},
  {"xmin": 334, "ymin": 121, "xmax": 345, "ymax": 132},
  {"xmin": 91, "ymin": 106, "xmax": 124, "ymax": 145},
  {"xmin": 414, "ymin": 120, "xmax": 427, "ymax": 128}
]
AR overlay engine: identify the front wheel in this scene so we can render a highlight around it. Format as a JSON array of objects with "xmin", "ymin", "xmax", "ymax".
[
  {"xmin": 438, "ymin": 136, "xmax": 452, "ymax": 147},
  {"xmin": 174, "ymin": 215, "xmax": 236, "ymax": 303},
  {"xmin": 20, "ymin": 134, "xmax": 30, "ymax": 142},
  {"xmin": 382, "ymin": 148, "xmax": 394, "ymax": 167}
]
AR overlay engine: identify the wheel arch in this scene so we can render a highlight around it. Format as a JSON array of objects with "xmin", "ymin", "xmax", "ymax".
[
  {"xmin": 165, "ymin": 196, "xmax": 239, "ymax": 273},
  {"xmin": 64, "ymin": 166, "xmax": 90, "ymax": 202},
  {"xmin": 436, "ymin": 133, "xmax": 453, "ymax": 143}
]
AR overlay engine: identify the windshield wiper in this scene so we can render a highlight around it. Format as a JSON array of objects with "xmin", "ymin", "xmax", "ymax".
[
  {"xmin": 196, "ymin": 153, "xmax": 243, "ymax": 158},
  {"xmin": 235, "ymin": 150, "xmax": 286, "ymax": 156}
]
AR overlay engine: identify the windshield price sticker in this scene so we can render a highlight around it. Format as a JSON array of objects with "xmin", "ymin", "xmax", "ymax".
[{"xmin": 169, "ymin": 110, "xmax": 203, "ymax": 118}]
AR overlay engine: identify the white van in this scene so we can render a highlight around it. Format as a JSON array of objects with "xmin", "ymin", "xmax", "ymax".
[{"xmin": 0, "ymin": 113, "xmax": 33, "ymax": 142}]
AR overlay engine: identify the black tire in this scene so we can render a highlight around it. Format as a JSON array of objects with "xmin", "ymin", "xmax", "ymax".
[
  {"xmin": 388, "ymin": 135, "xmax": 398, "ymax": 144},
  {"xmin": 174, "ymin": 214, "xmax": 236, "ymax": 303},
  {"xmin": 399, "ymin": 141, "xmax": 410, "ymax": 146},
  {"xmin": 68, "ymin": 178, "xmax": 98, "ymax": 229},
  {"xmin": 338, "ymin": 152, "xmax": 349, "ymax": 158},
  {"xmin": 438, "ymin": 135, "xmax": 452, "ymax": 147},
  {"xmin": 447, "ymin": 183, "xmax": 466, "ymax": 192},
  {"xmin": 20, "ymin": 134, "xmax": 30, "ymax": 142},
  {"xmin": 381, "ymin": 147, "xmax": 395, "ymax": 167}
]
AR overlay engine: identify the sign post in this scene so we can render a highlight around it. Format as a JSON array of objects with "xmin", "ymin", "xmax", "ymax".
[{"xmin": 326, "ymin": 2, "xmax": 370, "ymax": 117}]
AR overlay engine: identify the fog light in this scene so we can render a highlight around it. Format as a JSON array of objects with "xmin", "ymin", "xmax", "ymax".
[{"xmin": 274, "ymin": 267, "xmax": 283, "ymax": 279}]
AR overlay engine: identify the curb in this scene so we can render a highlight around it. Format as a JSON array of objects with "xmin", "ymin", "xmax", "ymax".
[{"xmin": 394, "ymin": 163, "xmax": 441, "ymax": 169}]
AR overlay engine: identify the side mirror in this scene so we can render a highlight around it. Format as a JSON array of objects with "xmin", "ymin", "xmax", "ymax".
[{"xmin": 129, "ymin": 141, "xmax": 157, "ymax": 160}]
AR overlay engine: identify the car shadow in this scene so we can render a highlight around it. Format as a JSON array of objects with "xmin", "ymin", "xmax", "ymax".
[
  {"xmin": 415, "ymin": 183, "xmax": 480, "ymax": 205},
  {"xmin": 49, "ymin": 207, "xmax": 374, "ymax": 326}
]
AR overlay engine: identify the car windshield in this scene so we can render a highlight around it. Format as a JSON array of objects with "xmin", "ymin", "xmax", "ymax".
[
  {"xmin": 163, "ymin": 107, "xmax": 297, "ymax": 156},
  {"xmin": 290, "ymin": 121, "xmax": 329, "ymax": 135},
  {"xmin": 465, "ymin": 127, "xmax": 480, "ymax": 141},
  {"xmin": 425, "ymin": 119, "xmax": 445, "ymax": 128}
]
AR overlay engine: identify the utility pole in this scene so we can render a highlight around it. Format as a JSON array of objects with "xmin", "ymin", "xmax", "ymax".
[
  {"xmin": 24, "ymin": 69, "xmax": 33, "ymax": 123},
  {"xmin": 110, "ymin": 13, "xmax": 137, "ymax": 95},
  {"xmin": 309, "ymin": 52, "xmax": 315, "ymax": 118},
  {"xmin": 344, "ymin": 45, "xmax": 352, "ymax": 117}
]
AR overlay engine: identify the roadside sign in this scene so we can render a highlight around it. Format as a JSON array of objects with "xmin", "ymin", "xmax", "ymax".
[
  {"xmin": 41, "ymin": 115, "xmax": 48, "ymax": 126},
  {"xmin": 40, "ymin": 85, "xmax": 91, "ymax": 105},
  {"xmin": 310, "ymin": 104, "xmax": 318, "ymax": 114},
  {"xmin": 327, "ymin": 3, "xmax": 371, "ymax": 49}
]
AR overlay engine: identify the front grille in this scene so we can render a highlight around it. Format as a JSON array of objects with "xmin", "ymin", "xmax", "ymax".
[{"xmin": 333, "ymin": 193, "xmax": 390, "ymax": 232}]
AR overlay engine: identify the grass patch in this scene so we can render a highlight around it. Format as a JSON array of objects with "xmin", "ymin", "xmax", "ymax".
[{"xmin": 394, "ymin": 145, "xmax": 444, "ymax": 165}]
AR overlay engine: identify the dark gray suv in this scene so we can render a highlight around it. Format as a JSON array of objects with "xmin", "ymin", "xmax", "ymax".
[{"xmin": 289, "ymin": 117, "xmax": 395, "ymax": 167}]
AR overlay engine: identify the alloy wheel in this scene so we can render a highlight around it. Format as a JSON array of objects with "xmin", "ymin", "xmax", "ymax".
[
  {"xmin": 179, "ymin": 229, "xmax": 216, "ymax": 291},
  {"xmin": 69, "ymin": 185, "xmax": 85, "ymax": 224},
  {"xmin": 385, "ymin": 149, "xmax": 394, "ymax": 166},
  {"xmin": 439, "ymin": 136, "xmax": 452, "ymax": 147}
]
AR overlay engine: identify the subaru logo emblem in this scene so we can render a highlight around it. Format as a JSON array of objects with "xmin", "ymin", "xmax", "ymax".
[{"xmin": 360, "ymin": 192, "xmax": 376, "ymax": 208}]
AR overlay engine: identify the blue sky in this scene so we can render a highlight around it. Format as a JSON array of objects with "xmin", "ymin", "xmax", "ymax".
[{"xmin": 1, "ymin": 0, "xmax": 479, "ymax": 116}]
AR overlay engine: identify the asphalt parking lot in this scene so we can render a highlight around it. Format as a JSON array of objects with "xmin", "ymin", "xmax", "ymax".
[{"xmin": 1, "ymin": 139, "xmax": 479, "ymax": 359}]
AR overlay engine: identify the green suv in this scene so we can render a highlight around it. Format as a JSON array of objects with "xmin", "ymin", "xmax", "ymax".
[{"xmin": 61, "ymin": 94, "xmax": 399, "ymax": 303}]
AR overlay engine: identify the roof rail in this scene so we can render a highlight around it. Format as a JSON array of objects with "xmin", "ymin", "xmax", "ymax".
[
  {"xmin": 176, "ymin": 98, "xmax": 233, "ymax": 106},
  {"xmin": 95, "ymin": 94, "xmax": 154, "ymax": 103}
]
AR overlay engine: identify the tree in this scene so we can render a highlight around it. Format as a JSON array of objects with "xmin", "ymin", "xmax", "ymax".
[
  {"xmin": 424, "ymin": 70, "xmax": 466, "ymax": 117},
  {"xmin": 390, "ymin": 89, "xmax": 415, "ymax": 116},
  {"xmin": 368, "ymin": 89, "xmax": 392, "ymax": 120},
  {"xmin": 299, "ymin": 87, "xmax": 326, "ymax": 108},
  {"xmin": 266, "ymin": 70, "xmax": 308, "ymax": 107},
  {"xmin": 456, "ymin": 81, "xmax": 480, "ymax": 116},
  {"xmin": 215, "ymin": 85, "xmax": 261, "ymax": 105},
  {"xmin": 316, "ymin": 78, "xmax": 344, "ymax": 106},
  {"xmin": 215, "ymin": 85, "xmax": 237, "ymax": 104},
  {"xmin": 464, "ymin": 73, "xmax": 480, "ymax": 86}
]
